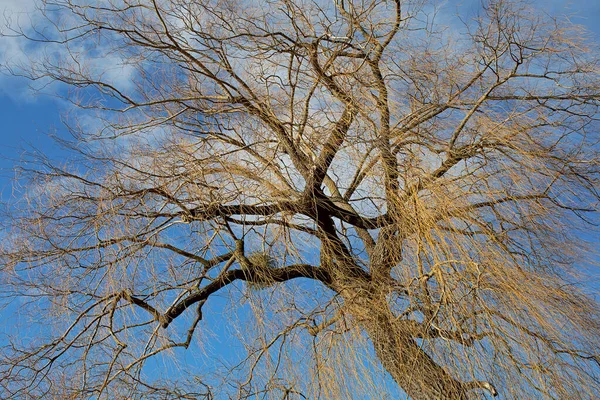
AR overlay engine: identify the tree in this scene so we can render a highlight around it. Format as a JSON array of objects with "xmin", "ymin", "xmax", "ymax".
[{"xmin": 1, "ymin": 0, "xmax": 600, "ymax": 398}]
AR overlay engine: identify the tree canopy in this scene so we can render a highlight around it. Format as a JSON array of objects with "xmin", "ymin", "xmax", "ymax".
[{"xmin": 1, "ymin": 0, "xmax": 600, "ymax": 398}]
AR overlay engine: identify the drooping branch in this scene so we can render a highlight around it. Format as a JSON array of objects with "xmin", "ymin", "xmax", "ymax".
[{"xmin": 3, "ymin": 0, "xmax": 600, "ymax": 398}]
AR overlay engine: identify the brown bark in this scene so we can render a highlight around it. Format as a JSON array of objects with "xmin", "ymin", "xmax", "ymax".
[{"xmin": 346, "ymin": 295, "xmax": 469, "ymax": 400}]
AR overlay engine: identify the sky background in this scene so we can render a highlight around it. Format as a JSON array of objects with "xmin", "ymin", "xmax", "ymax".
[
  {"xmin": 1, "ymin": 0, "xmax": 600, "ymax": 398},
  {"xmin": 1, "ymin": 0, "xmax": 599, "ymax": 192}
]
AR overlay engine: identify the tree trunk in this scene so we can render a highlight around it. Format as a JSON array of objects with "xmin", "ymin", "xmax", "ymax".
[{"xmin": 346, "ymin": 296, "xmax": 470, "ymax": 400}]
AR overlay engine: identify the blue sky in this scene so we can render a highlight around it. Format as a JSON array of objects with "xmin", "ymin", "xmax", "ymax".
[
  {"xmin": 1, "ymin": 0, "xmax": 599, "ymax": 189},
  {"xmin": 1, "ymin": 0, "xmax": 600, "ymax": 398}
]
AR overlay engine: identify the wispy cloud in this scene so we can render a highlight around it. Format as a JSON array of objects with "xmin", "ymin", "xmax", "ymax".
[
  {"xmin": 0, "ymin": 0, "xmax": 46, "ymax": 101},
  {"xmin": 1, "ymin": 0, "xmax": 137, "ymax": 104}
]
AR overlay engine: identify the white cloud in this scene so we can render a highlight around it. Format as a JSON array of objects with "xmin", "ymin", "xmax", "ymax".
[
  {"xmin": 1, "ymin": 0, "xmax": 137, "ymax": 104},
  {"xmin": 0, "ymin": 0, "xmax": 46, "ymax": 101}
]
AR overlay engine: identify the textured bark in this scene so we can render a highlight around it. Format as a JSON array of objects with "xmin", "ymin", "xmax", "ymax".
[{"xmin": 346, "ymin": 296, "xmax": 469, "ymax": 399}]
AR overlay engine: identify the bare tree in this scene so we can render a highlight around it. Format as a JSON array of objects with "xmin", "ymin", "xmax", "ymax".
[{"xmin": 1, "ymin": 0, "xmax": 600, "ymax": 398}]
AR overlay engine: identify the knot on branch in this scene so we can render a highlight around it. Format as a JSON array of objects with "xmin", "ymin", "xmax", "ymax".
[
  {"xmin": 465, "ymin": 380, "xmax": 498, "ymax": 397},
  {"xmin": 180, "ymin": 213, "xmax": 193, "ymax": 223}
]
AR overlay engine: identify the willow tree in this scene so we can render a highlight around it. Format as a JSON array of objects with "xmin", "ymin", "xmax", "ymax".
[{"xmin": 1, "ymin": 0, "xmax": 600, "ymax": 398}]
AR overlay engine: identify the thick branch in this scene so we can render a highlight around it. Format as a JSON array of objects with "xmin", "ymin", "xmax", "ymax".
[
  {"xmin": 188, "ymin": 202, "xmax": 297, "ymax": 222},
  {"xmin": 310, "ymin": 106, "xmax": 355, "ymax": 188},
  {"xmin": 161, "ymin": 264, "xmax": 330, "ymax": 328}
]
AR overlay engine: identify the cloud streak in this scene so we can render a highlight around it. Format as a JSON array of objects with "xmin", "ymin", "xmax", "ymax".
[{"xmin": 1, "ymin": 0, "xmax": 137, "ymax": 104}]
